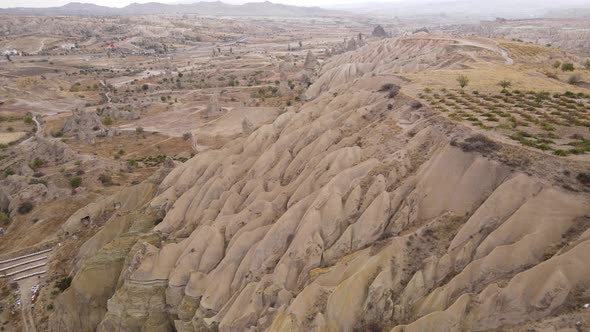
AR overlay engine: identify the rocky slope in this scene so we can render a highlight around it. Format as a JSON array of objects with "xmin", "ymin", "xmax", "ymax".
[{"xmin": 48, "ymin": 37, "xmax": 590, "ymax": 332}]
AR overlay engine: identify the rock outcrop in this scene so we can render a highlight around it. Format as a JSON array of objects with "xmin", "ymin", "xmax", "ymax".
[
  {"xmin": 304, "ymin": 50, "xmax": 319, "ymax": 69},
  {"xmin": 372, "ymin": 25, "xmax": 388, "ymax": 38},
  {"xmin": 205, "ymin": 95, "xmax": 221, "ymax": 118},
  {"xmin": 241, "ymin": 117, "xmax": 254, "ymax": 136},
  {"xmin": 49, "ymin": 36, "xmax": 590, "ymax": 332},
  {"xmin": 62, "ymin": 109, "xmax": 114, "ymax": 144}
]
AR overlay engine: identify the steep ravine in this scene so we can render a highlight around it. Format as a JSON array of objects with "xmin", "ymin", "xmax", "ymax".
[{"xmin": 48, "ymin": 38, "xmax": 590, "ymax": 332}]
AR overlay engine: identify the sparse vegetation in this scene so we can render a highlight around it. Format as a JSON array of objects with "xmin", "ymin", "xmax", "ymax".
[
  {"xmin": 98, "ymin": 173, "xmax": 113, "ymax": 186},
  {"xmin": 379, "ymin": 83, "xmax": 400, "ymax": 98},
  {"xmin": 498, "ymin": 80, "xmax": 512, "ymax": 92},
  {"xmin": 69, "ymin": 177, "xmax": 82, "ymax": 189},
  {"xmin": 17, "ymin": 201, "xmax": 34, "ymax": 214},
  {"xmin": 30, "ymin": 158, "xmax": 45, "ymax": 170},
  {"xmin": 561, "ymin": 63, "xmax": 575, "ymax": 72},
  {"xmin": 55, "ymin": 277, "xmax": 72, "ymax": 292},
  {"xmin": 102, "ymin": 116, "xmax": 113, "ymax": 126},
  {"xmin": 567, "ymin": 74, "xmax": 581, "ymax": 85},
  {"xmin": 0, "ymin": 212, "xmax": 9, "ymax": 226}
]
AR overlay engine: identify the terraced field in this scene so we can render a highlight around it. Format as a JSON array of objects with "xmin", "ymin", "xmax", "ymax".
[{"xmin": 420, "ymin": 88, "xmax": 590, "ymax": 156}]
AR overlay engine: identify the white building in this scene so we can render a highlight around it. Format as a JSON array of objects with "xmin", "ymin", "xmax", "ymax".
[
  {"xmin": 2, "ymin": 49, "xmax": 19, "ymax": 56},
  {"xmin": 61, "ymin": 44, "xmax": 77, "ymax": 51}
]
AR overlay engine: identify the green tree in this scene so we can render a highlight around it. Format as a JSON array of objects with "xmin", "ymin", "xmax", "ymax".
[
  {"xmin": 456, "ymin": 75, "xmax": 469, "ymax": 90},
  {"xmin": 498, "ymin": 80, "xmax": 512, "ymax": 92}
]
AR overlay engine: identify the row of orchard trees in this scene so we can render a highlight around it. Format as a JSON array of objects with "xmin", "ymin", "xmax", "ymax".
[{"xmin": 455, "ymin": 75, "xmax": 512, "ymax": 93}]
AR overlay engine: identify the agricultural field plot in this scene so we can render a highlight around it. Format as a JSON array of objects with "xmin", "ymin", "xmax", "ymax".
[{"xmin": 419, "ymin": 88, "xmax": 590, "ymax": 156}]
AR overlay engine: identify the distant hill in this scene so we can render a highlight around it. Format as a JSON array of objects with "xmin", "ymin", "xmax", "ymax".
[
  {"xmin": 544, "ymin": 8, "xmax": 590, "ymax": 19},
  {"xmin": 0, "ymin": 1, "xmax": 345, "ymax": 17},
  {"xmin": 330, "ymin": 0, "xmax": 590, "ymax": 20}
]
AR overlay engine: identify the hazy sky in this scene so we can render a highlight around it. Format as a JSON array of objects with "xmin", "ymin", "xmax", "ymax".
[
  {"xmin": 1, "ymin": 0, "xmax": 586, "ymax": 8},
  {"xmin": 0, "ymin": 0, "xmax": 389, "ymax": 8},
  {"xmin": 0, "ymin": 0, "xmax": 171, "ymax": 7}
]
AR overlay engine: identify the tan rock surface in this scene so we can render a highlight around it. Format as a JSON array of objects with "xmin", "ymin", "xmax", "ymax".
[{"xmin": 50, "ymin": 36, "xmax": 590, "ymax": 332}]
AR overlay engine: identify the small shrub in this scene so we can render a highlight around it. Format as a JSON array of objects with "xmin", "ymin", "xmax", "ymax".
[
  {"xmin": 136, "ymin": 127, "xmax": 144, "ymax": 133},
  {"xmin": 182, "ymin": 132, "xmax": 192, "ymax": 141},
  {"xmin": 51, "ymin": 130, "xmax": 63, "ymax": 138},
  {"xmin": 378, "ymin": 83, "xmax": 400, "ymax": 98},
  {"xmin": 55, "ymin": 277, "xmax": 72, "ymax": 292},
  {"xmin": 577, "ymin": 172, "xmax": 590, "ymax": 185},
  {"xmin": 102, "ymin": 116, "xmax": 113, "ymax": 126},
  {"xmin": 69, "ymin": 177, "xmax": 82, "ymax": 189},
  {"xmin": 30, "ymin": 158, "xmax": 45, "ymax": 170},
  {"xmin": 567, "ymin": 74, "xmax": 581, "ymax": 85},
  {"xmin": 0, "ymin": 212, "xmax": 9, "ymax": 226},
  {"xmin": 561, "ymin": 63, "xmax": 575, "ymax": 72},
  {"xmin": 3, "ymin": 168, "xmax": 14, "ymax": 177},
  {"xmin": 17, "ymin": 201, "xmax": 34, "ymax": 214},
  {"xmin": 98, "ymin": 173, "xmax": 113, "ymax": 186},
  {"xmin": 451, "ymin": 134, "xmax": 499, "ymax": 154},
  {"xmin": 498, "ymin": 80, "xmax": 512, "ymax": 92},
  {"xmin": 379, "ymin": 83, "xmax": 397, "ymax": 91},
  {"xmin": 544, "ymin": 71, "xmax": 559, "ymax": 80}
]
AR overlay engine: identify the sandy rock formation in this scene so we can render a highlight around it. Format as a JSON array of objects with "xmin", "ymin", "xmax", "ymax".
[
  {"xmin": 346, "ymin": 37, "xmax": 358, "ymax": 51},
  {"xmin": 205, "ymin": 95, "xmax": 222, "ymax": 118},
  {"xmin": 49, "ymin": 168, "xmax": 174, "ymax": 332},
  {"xmin": 277, "ymin": 80, "xmax": 291, "ymax": 97},
  {"xmin": 101, "ymin": 107, "xmax": 141, "ymax": 121},
  {"xmin": 241, "ymin": 117, "xmax": 254, "ymax": 136},
  {"xmin": 21, "ymin": 136, "xmax": 76, "ymax": 165},
  {"xmin": 0, "ymin": 188, "xmax": 10, "ymax": 212},
  {"xmin": 63, "ymin": 109, "xmax": 114, "ymax": 144},
  {"xmin": 304, "ymin": 50, "xmax": 319, "ymax": 69},
  {"xmin": 50, "ymin": 37, "xmax": 590, "ymax": 332}
]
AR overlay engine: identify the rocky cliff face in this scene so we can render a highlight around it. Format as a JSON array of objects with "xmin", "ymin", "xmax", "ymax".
[{"xmin": 49, "ymin": 38, "xmax": 590, "ymax": 332}]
